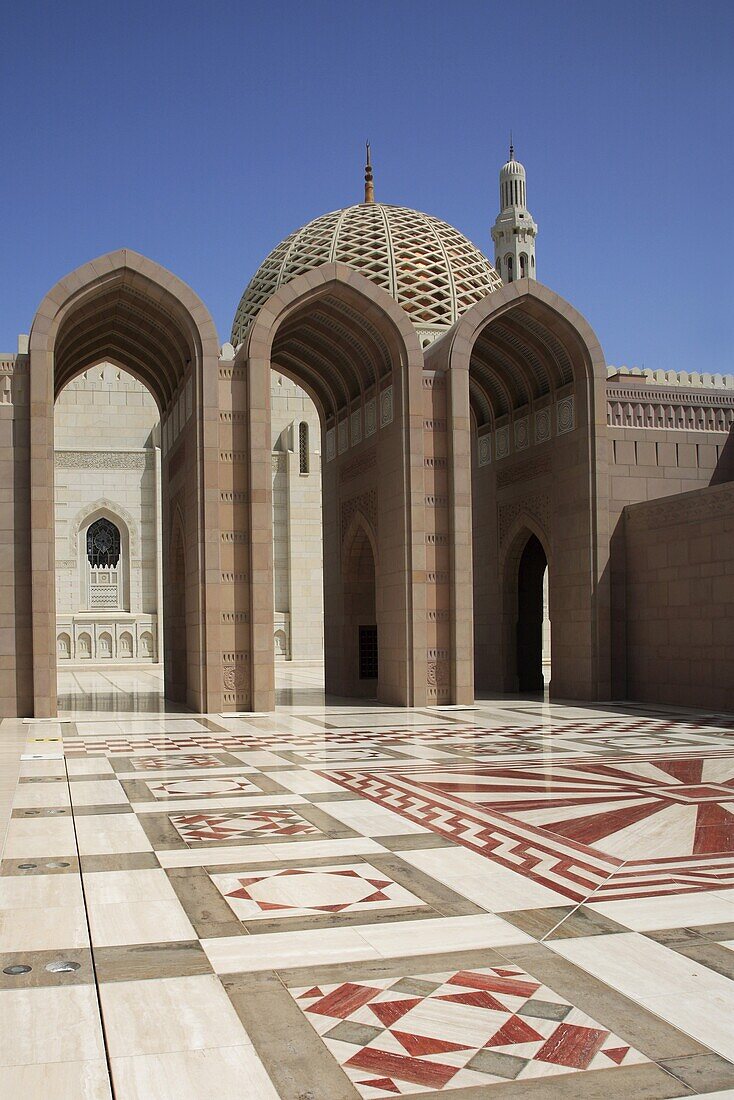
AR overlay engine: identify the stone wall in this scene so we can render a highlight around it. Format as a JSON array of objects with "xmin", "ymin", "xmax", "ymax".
[
  {"xmin": 270, "ymin": 374, "xmax": 323, "ymax": 662},
  {"xmin": 624, "ymin": 481, "xmax": 734, "ymax": 710},
  {"xmin": 54, "ymin": 365, "xmax": 160, "ymax": 664}
]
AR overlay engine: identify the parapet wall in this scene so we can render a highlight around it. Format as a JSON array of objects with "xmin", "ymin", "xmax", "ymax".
[{"xmin": 624, "ymin": 480, "xmax": 734, "ymax": 711}]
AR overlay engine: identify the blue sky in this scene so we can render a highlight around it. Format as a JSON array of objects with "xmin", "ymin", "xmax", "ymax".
[{"xmin": 2, "ymin": 0, "xmax": 733, "ymax": 372}]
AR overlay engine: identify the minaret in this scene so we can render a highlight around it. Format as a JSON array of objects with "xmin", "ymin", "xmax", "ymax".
[
  {"xmin": 491, "ymin": 139, "xmax": 538, "ymax": 283},
  {"xmin": 364, "ymin": 141, "xmax": 375, "ymax": 203}
]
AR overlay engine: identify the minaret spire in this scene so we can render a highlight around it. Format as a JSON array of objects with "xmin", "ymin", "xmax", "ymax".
[
  {"xmin": 491, "ymin": 144, "xmax": 538, "ymax": 283},
  {"xmin": 364, "ymin": 141, "xmax": 375, "ymax": 203}
]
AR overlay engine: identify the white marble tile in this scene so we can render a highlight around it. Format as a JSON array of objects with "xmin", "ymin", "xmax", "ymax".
[
  {"xmin": 110, "ymin": 1044, "xmax": 280, "ymax": 1100},
  {"xmin": 66, "ymin": 758, "xmax": 114, "ymax": 776},
  {"xmin": 313, "ymin": 798, "xmax": 429, "ymax": 836},
  {"xmin": 355, "ymin": 912, "xmax": 534, "ymax": 958},
  {"xmin": 589, "ymin": 888, "xmax": 734, "ymax": 930},
  {"xmin": 100, "ymin": 975, "xmax": 248, "ymax": 1056},
  {"xmin": 87, "ymin": 898, "xmax": 195, "ymax": 947},
  {"xmin": 11, "ymin": 782, "xmax": 70, "ymax": 808},
  {"xmin": 0, "ymin": 1058, "xmax": 112, "ymax": 1099},
  {"xmin": 2, "ymin": 816, "xmax": 77, "ymax": 857},
  {"xmin": 0, "ymin": 904, "xmax": 88, "ymax": 951},
  {"xmin": 202, "ymin": 925, "xmax": 380, "ymax": 973},
  {"xmin": 0, "ymin": 985, "xmax": 105, "ymax": 1066},
  {"xmin": 156, "ymin": 835, "xmax": 383, "ymax": 868},
  {"xmin": 74, "ymin": 815, "xmax": 152, "ymax": 855},
  {"xmin": 270, "ymin": 769, "xmax": 345, "ymax": 794},
  {"xmin": 132, "ymin": 793, "xmax": 305, "ymax": 814},
  {"xmin": 548, "ymin": 931, "xmax": 730, "ymax": 998},
  {"xmin": 398, "ymin": 845, "xmax": 571, "ymax": 911},
  {"xmin": 84, "ymin": 869, "xmax": 180, "ymax": 906},
  {"xmin": 70, "ymin": 780, "xmax": 129, "ymax": 807},
  {"xmin": 642, "ymin": 989, "xmax": 734, "ymax": 1061},
  {"xmin": 0, "ymin": 871, "xmax": 83, "ymax": 910}
]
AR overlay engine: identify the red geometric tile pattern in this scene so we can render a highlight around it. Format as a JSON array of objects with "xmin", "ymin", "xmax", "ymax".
[
  {"xmin": 211, "ymin": 862, "xmax": 423, "ymax": 921},
  {"xmin": 130, "ymin": 754, "xmax": 226, "ymax": 770},
  {"xmin": 322, "ymin": 755, "xmax": 734, "ymax": 901},
  {"xmin": 291, "ymin": 964, "xmax": 646, "ymax": 1096},
  {"xmin": 170, "ymin": 808, "xmax": 320, "ymax": 843}
]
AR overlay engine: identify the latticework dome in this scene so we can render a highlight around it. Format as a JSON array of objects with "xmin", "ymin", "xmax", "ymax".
[{"xmin": 232, "ymin": 203, "xmax": 502, "ymax": 346}]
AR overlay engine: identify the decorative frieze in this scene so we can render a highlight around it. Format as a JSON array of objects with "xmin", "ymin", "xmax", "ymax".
[
  {"xmin": 477, "ymin": 433, "xmax": 492, "ymax": 468},
  {"xmin": 380, "ymin": 386, "xmax": 393, "ymax": 428},
  {"xmin": 326, "ymin": 427, "xmax": 336, "ymax": 462},
  {"xmin": 556, "ymin": 395, "xmax": 575, "ymax": 435},
  {"xmin": 495, "ymin": 425, "xmax": 511, "ymax": 459},
  {"xmin": 534, "ymin": 407, "xmax": 552, "ymax": 444},
  {"xmin": 498, "ymin": 492, "xmax": 551, "ymax": 547},
  {"xmin": 55, "ymin": 450, "xmax": 150, "ymax": 470},
  {"xmin": 514, "ymin": 415, "xmax": 530, "ymax": 451},
  {"xmin": 365, "ymin": 397, "xmax": 377, "ymax": 437},
  {"xmin": 350, "ymin": 408, "xmax": 362, "ymax": 446},
  {"xmin": 496, "ymin": 454, "xmax": 552, "ymax": 489},
  {"xmin": 340, "ymin": 489, "xmax": 378, "ymax": 541},
  {"xmin": 339, "ymin": 450, "xmax": 376, "ymax": 484}
]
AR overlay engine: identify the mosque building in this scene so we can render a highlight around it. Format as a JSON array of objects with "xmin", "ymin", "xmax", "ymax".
[{"xmin": 1, "ymin": 145, "xmax": 732, "ymax": 718}]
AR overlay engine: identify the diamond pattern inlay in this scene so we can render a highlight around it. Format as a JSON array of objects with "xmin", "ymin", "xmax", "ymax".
[{"xmin": 291, "ymin": 965, "xmax": 646, "ymax": 1096}]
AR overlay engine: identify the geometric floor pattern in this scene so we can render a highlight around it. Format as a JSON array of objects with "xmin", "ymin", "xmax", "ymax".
[
  {"xmin": 3, "ymin": 665, "xmax": 734, "ymax": 1098},
  {"xmin": 170, "ymin": 808, "xmax": 321, "ymax": 843},
  {"xmin": 213, "ymin": 862, "xmax": 423, "ymax": 921},
  {"xmin": 292, "ymin": 964, "xmax": 648, "ymax": 1096},
  {"xmin": 323, "ymin": 755, "xmax": 734, "ymax": 900}
]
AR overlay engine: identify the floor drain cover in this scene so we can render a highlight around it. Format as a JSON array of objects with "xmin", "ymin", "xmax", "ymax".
[
  {"xmin": 17, "ymin": 863, "xmax": 37, "ymax": 870},
  {"xmin": 3, "ymin": 965, "xmax": 31, "ymax": 975},
  {"xmin": 24, "ymin": 810, "xmax": 40, "ymax": 816},
  {"xmin": 45, "ymin": 861, "xmax": 70, "ymax": 869},
  {"xmin": 45, "ymin": 960, "xmax": 80, "ymax": 973}
]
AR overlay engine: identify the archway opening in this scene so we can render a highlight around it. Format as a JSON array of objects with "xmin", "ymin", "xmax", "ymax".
[
  {"xmin": 465, "ymin": 289, "xmax": 600, "ymax": 700},
  {"xmin": 516, "ymin": 533, "xmax": 548, "ymax": 693},
  {"xmin": 31, "ymin": 254, "xmax": 217, "ymax": 717},
  {"xmin": 343, "ymin": 520, "xmax": 378, "ymax": 698},
  {"xmin": 54, "ymin": 364, "xmax": 165, "ymax": 712},
  {"xmin": 253, "ymin": 278, "xmax": 407, "ymax": 707}
]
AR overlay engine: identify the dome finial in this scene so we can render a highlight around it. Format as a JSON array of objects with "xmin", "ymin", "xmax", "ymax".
[
  {"xmin": 509, "ymin": 131, "xmax": 514, "ymax": 161},
  {"xmin": 364, "ymin": 141, "xmax": 375, "ymax": 203}
]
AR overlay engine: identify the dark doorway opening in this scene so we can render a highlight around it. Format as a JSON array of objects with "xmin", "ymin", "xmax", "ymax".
[
  {"xmin": 516, "ymin": 534, "xmax": 548, "ymax": 693},
  {"xmin": 359, "ymin": 625, "xmax": 379, "ymax": 680}
]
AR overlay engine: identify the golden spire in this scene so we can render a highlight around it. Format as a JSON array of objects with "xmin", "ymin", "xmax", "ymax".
[{"xmin": 364, "ymin": 141, "xmax": 375, "ymax": 203}]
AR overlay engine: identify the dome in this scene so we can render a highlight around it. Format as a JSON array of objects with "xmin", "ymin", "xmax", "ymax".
[
  {"xmin": 231, "ymin": 202, "xmax": 501, "ymax": 345},
  {"xmin": 500, "ymin": 157, "xmax": 526, "ymax": 178}
]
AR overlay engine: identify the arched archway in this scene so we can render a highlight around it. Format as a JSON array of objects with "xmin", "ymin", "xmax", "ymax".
[
  {"xmin": 426, "ymin": 279, "xmax": 610, "ymax": 701},
  {"xmin": 514, "ymin": 531, "xmax": 548, "ymax": 692},
  {"xmin": 26, "ymin": 250, "xmax": 221, "ymax": 715},
  {"xmin": 237, "ymin": 262, "xmax": 426, "ymax": 708},
  {"xmin": 341, "ymin": 511, "xmax": 379, "ymax": 697}
]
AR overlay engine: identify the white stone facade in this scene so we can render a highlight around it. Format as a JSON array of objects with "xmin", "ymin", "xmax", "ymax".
[
  {"xmin": 271, "ymin": 373, "xmax": 324, "ymax": 662},
  {"xmin": 54, "ymin": 365, "xmax": 161, "ymax": 665}
]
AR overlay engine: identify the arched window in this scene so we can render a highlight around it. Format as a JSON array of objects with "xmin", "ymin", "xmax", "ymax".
[
  {"xmin": 506, "ymin": 255, "xmax": 514, "ymax": 282},
  {"xmin": 519, "ymin": 253, "xmax": 528, "ymax": 278},
  {"xmin": 84, "ymin": 517, "xmax": 124, "ymax": 610},
  {"xmin": 86, "ymin": 518, "xmax": 121, "ymax": 568},
  {"xmin": 298, "ymin": 421, "xmax": 309, "ymax": 474}
]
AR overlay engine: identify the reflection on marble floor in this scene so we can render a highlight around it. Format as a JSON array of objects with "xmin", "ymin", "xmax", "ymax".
[{"xmin": 2, "ymin": 665, "xmax": 734, "ymax": 1097}]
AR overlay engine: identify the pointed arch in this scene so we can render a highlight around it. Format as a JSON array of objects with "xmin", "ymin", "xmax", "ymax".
[
  {"xmin": 239, "ymin": 262, "xmax": 426, "ymax": 709},
  {"xmin": 29, "ymin": 249, "xmax": 221, "ymax": 716}
]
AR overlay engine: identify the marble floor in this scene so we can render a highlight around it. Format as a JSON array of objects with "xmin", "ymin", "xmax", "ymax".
[{"xmin": 2, "ymin": 667, "xmax": 734, "ymax": 1098}]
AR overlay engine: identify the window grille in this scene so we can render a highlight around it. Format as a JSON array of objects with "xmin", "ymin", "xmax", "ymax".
[
  {"xmin": 87, "ymin": 518, "xmax": 121, "ymax": 568},
  {"xmin": 299, "ymin": 422, "xmax": 309, "ymax": 474}
]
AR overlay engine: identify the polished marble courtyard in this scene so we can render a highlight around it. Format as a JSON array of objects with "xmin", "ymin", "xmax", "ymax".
[{"xmin": 2, "ymin": 669, "xmax": 734, "ymax": 1097}]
